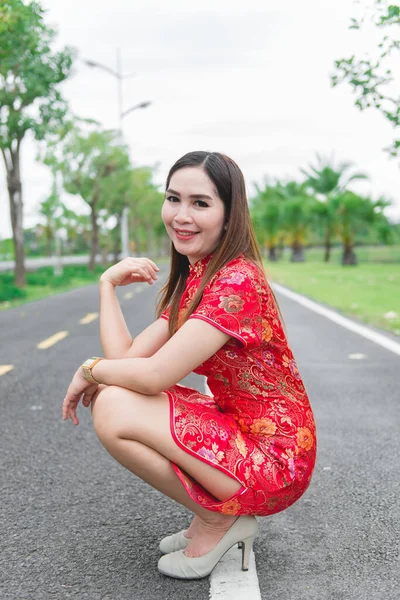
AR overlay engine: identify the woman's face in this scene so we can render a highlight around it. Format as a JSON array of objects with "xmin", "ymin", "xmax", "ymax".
[{"xmin": 161, "ymin": 167, "xmax": 226, "ymax": 265}]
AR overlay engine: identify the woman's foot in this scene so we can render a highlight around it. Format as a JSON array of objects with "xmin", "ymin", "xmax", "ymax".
[
  {"xmin": 159, "ymin": 514, "xmax": 200, "ymax": 553},
  {"xmin": 183, "ymin": 514, "xmax": 200, "ymax": 539},
  {"xmin": 183, "ymin": 514, "xmax": 238, "ymax": 557},
  {"xmin": 157, "ymin": 516, "xmax": 258, "ymax": 578}
]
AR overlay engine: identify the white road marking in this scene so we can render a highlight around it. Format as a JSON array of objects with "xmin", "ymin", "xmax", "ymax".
[
  {"xmin": 37, "ymin": 331, "xmax": 69, "ymax": 349},
  {"xmin": 204, "ymin": 381, "xmax": 262, "ymax": 600},
  {"xmin": 0, "ymin": 365, "xmax": 14, "ymax": 376},
  {"xmin": 80, "ymin": 312, "xmax": 98, "ymax": 324},
  {"xmin": 273, "ymin": 283, "xmax": 400, "ymax": 357},
  {"xmin": 210, "ymin": 545, "xmax": 262, "ymax": 600},
  {"xmin": 123, "ymin": 292, "xmax": 134, "ymax": 300},
  {"xmin": 348, "ymin": 353, "xmax": 367, "ymax": 360},
  {"xmin": 30, "ymin": 405, "xmax": 43, "ymax": 411}
]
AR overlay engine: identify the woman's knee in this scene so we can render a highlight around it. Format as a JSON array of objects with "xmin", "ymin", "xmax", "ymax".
[{"xmin": 91, "ymin": 385, "xmax": 122, "ymax": 439}]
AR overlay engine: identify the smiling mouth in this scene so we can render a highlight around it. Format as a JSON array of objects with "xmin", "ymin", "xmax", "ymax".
[{"xmin": 174, "ymin": 229, "xmax": 200, "ymax": 236}]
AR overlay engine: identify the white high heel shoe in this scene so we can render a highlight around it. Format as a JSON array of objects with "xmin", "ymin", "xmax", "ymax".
[
  {"xmin": 159, "ymin": 531, "xmax": 244, "ymax": 555},
  {"xmin": 159, "ymin": 530, "xmax": 190, "ymax": 554},
  {"xmin": 157, "ymin": 515, "xmax": 258, "ymax": 579}
]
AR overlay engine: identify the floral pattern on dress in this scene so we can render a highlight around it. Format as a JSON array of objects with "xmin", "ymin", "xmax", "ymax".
[{"xmin": 161, "ymin": 253, "xmax": 316, "ymax": 516}]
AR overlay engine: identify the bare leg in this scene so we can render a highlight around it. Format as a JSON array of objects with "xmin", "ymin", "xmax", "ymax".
[{"xmin": 90, "ymin": 385, "xmax": 242, "ymax": 556}]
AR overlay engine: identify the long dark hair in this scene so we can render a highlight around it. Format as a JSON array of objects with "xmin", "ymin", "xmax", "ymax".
[{"xmin": 156, "ymin": 151, "xmax": 283, "ymax": 336}]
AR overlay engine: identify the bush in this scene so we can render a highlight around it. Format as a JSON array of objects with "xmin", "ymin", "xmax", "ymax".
[
  {"xmin": 26, "ymin": 269, "xmax": 56, "ymax": 286},
  {"xmin": 0, "ymin": 282, "xmax": 27, "ymax": 302}
]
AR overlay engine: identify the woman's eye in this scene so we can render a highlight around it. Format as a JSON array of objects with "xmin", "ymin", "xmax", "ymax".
[{"xmin": 166, "ymin": 196, "xmax": 208, "ymax": 208}]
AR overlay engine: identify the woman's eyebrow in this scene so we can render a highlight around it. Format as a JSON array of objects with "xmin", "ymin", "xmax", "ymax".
[{"xmin": 166, "ymin": 188, "xmax": 213, "ymax": 201}]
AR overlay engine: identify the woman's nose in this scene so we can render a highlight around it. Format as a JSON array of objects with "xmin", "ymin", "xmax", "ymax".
[{"xmin": 174, "ymin": 204, "xmax": 193, "ymax": 223}]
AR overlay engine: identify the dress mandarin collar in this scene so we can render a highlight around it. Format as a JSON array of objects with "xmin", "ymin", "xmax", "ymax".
[{"xmin": 188, "ymin": 253, "xmax": 213, "ymax": 278}]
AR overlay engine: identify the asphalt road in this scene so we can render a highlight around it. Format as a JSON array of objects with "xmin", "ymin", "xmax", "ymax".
[{"xmin": 0, "ymin": 268, "xmax": 399, "ymax": 600}]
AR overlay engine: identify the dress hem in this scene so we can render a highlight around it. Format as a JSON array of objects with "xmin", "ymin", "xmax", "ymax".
[{"xmin": 164, "ymin": 388, "xmax": 248, "ymax": 509}]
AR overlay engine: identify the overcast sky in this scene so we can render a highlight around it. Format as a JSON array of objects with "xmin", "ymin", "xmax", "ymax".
[{"xmin": 1, "ymin": 0, "xmax": 399, "ymax": 239}]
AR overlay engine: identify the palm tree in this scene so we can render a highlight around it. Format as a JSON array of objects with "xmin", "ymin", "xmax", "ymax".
[
  {"xmin": 301, "ymin": 154, "xmax": 368, "ymax": 262},
  {"xmin": 279, "ymin": 181, "xmax": 316, "ymax": 262},
  {"xmin": 332, "ymin": 192, "xmax": 391, "ymax": 264},
  {"xmin": 250, "ymin": 183, "xmax": 284, "ymax": 261}
]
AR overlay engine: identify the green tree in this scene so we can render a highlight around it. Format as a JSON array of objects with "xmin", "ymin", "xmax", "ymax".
[
  {"xmin": 59, "ymin": 207, "xmax": 91, "ymax": 254},
  {"xmin": 100, "ymin": 160, "xmax": 134, "ymax": 262},
  {"xmin": 136, "ymin": 191, "xmax": 164, "ymax": 255},
  {"xmin": 279, "ymin": 181, "xmax": 316, "ymax": 262},
  {"xmin": 37, "ymin": 179, "xmax": 61, "ymax": 256},
  {"xmin": 0, "ymin": 0, "xmax": 74, "ymax": 285},
  {"xmin": 332, "ymin": 0, "xmax": 400, "ymax": 162},
  {"xmin": 43, "ymin": 121, "xmax": 131, "ymax": 270},
  {"xmin": 301, "ymin": 155, "xmax": 368, "ymax": 261},
  {"xmin": 127, "ymin": 167, "xmax": 164, "ymax": 255},
  {"xmin": 332, "ymin": 192, "xmax": 391, "ymax": 264},
  {"xmin": 250, "ymin": 182, "xmax": 285, "ymax": 261}
]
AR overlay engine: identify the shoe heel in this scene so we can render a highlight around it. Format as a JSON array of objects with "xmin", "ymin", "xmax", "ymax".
[{"xmin": 240, "ymin": 534, "xmax": 255, "ymax": 571}]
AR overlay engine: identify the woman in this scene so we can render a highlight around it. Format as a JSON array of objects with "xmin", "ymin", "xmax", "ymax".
[{"xmin": 62, "ymin": 151, "xmax": 317, "ymax": 580}]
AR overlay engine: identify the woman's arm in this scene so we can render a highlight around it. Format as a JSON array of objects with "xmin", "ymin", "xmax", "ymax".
[
  {"xmin": 99, "ymin": 257, "xmax": 161, "ymax": 359},
  {"xmin": 99, "ymin": 279, "xmax": 133, "ymax": 359},
  {"xmin": 92, "ymin": 318, "xmax": 231, "ymax": 395},
  {"xmin": 99, "ymin": 279, "xmax": 171, "ymax": 360}
]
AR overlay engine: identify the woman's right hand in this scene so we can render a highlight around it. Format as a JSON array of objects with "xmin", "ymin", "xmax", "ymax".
[{"xmin": 99, "ymin": 257, "xmax": 160, "ymax": 287}]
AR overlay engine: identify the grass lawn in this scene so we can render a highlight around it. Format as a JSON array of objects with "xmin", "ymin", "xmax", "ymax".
[{"xmin": 264, "ymin": 253, "xmax": 400, "ymax": 336}]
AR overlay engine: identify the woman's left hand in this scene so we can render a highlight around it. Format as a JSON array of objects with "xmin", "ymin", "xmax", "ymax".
[{"xmin": 62, "ymin": 367, "xmax": 99, "ymax": 426}]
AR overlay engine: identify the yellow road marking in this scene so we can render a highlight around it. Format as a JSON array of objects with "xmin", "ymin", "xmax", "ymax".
[
  {"xmin": 37, "ymin": 331, "xmax": 69, "ymax": 349},
  {"xmin": 80, "ymin": 312, "xmax": 99, "ymax": 324},
  {"xmin": 0, "ymin": 365, "xmax": 14, "ymax": 376}
]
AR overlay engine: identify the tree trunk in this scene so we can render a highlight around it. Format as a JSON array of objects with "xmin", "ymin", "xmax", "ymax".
[
  {"xmin": 113, "ymin": 216, "xmax": 121, "ymax": 263},
  {"xmin": 145, "ymin": 224, "xmax": 155, "ymax": 255},
  {"xmin": 323, "ymin": 228, "xmax": 331, "ymax": 263},
  {"xmin": 89, "ymin": 201, "xmax": 99, "ymax": 271},
  {"xmin": 290, "ymin": 241, "xmax": 305, "ymax": 262},
  {"xmin": 46, "ymin": 227, "xmax": 53, "ymax": 257},
  {"xmin": 101, "ymin": 243, "xmax": 109, "ymax": 267},
  {"xmin": 53, "ymin": 232, "xmax": 63, "ymax": 277},
  {"xmin": 129, "ymin": 211, "xmax": 141, "ymax": 255},
  {"xmin": 3, "ymin": 144, "xmax": 26, "ymax": 286},
  {"xmin": 268, "ymin": 246, "xmax": 278, "ymax": 261},
  {"xmin": 133, "ymin": 235, "xmax": 141, "ymax": 255},
  {"xmin": 342, "ymin": 243, "xmax": 357, "ymax": 265},
  {"xmin": 277, "ymin": 235, "xmax": 285, "ymax": 259}
]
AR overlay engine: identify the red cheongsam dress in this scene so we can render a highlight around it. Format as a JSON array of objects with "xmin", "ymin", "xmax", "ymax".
[{"xmin": 161, "ymin": 252, "xmax": 316, "ymax": 516}]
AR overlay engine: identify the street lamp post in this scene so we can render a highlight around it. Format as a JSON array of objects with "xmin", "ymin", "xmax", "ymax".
[{"xmin": 83, "ymin": 49, "xmax": 151, "ymax": 257}]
